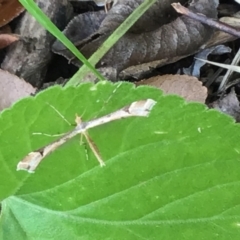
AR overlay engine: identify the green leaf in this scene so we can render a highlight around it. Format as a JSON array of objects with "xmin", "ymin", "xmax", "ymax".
[{"xmin": 1, "ymin": 82, "xmax": 240, "ymax": 239}]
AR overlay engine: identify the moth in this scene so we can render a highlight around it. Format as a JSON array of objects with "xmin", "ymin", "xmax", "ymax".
[{"xmin": 17, "ymin": 99, "xmax": 156, "ymax": 173}]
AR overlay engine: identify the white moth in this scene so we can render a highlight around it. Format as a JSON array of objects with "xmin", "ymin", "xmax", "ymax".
[{"xmin": 17, "ymin": 99, "xmax": 156, "ymax": 173}]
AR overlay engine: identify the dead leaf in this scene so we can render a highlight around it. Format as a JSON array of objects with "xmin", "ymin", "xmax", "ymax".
[
  {"xmin": 0, "ymin": 0, "xmax": 25, "ymax": 27},
  {"xmin": 0, "ymin": 24, "xmax": 12, "ymax": 34},
  {"xmin": 0, "ymin": 69, "xmax": 36, "ymax": 111},
  {"xmin": 1, "ymin": 0, "xmax": 73, "ymax": 87},
  {"xmin": 183, "ymin": 45, "xmax": 231, "ymax": 78},
  {"xmin": 136, "ymin": 74, "xmax": 207, "ymax": 103},
  {"xmin": 0, "ymin": 33, "xmax": 19, "ymax": 49},
  {"xmin": 53, "ymin": 0, "xmax": 218, "ymax": 75},
  {"xmin": 52, "ymin": 10, "xmax": 106, "ymax": 56},
  {"xmin": 209, "ymin": 88, "xmax": 240, "ymax": 122}
]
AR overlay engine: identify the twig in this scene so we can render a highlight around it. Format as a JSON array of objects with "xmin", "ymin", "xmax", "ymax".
[{"xmin": 172, "ymin": 3, "xmax": 240, "ymax": 38}]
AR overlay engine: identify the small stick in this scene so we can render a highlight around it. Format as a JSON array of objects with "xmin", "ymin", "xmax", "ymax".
[
  {"xmin": 17, "ymin": 99, "xmax": 156, "ymax": 173},
  {"xmin": 172, "ymin": 3, "xmax": 240, "ymax": 38}
]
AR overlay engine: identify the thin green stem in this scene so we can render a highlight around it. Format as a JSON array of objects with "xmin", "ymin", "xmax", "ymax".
[
  {"xmin": 18, "ymin": 0, "xmax": 105, "ymax": 83},
  {"xmin": 66, "ymin": 0, "xmax": 158, "ymax": 86}
]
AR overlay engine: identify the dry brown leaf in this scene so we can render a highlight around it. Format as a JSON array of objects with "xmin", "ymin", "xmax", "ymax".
[
  {"xmin": 0, "ymin": 24, "xmax": 12, "ymax": 34},
  {"xmin": 0, "ymin": 0, "xmax": 24, "ymax": 27},
  {"xmin": 0, "ymin": 33, "xmax": 19, "ymax": 49},
  {"xmin": 209, "ymin": 88, "xmax": 240, "ymax": 122},
  {"xmin": 53, "ymin": 0, "xmax": 218, "ymax": 75},
  {"xmin": 0, "ymin": 69, "xmax": 36, "ymax": 111},
  {"xmin": 136, "ymin": 74, "xmax": 207, "ymax": 103},
  {"xmin": 52, "ymin": 11, "xmax": 106, "ymax": 54},
  {"xmin": 1, "ymin": 0, "xmax": 73, "ymax": 87}
]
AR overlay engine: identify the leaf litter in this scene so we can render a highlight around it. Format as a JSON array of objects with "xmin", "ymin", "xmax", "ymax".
[
  {"xmin": 0, "ymin": 69, "xmax": 35, "ymax": 111},
  {"xmin": 2, "ymin": 1, "xmax": 240, "ymax": 237},
  {"xmin": 0, "ymin": 0, "xmax": 238, "ymax": 115},
  {"xmin": 1, "ymin": 0, "xmax": 240, "ymax": 117}
]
